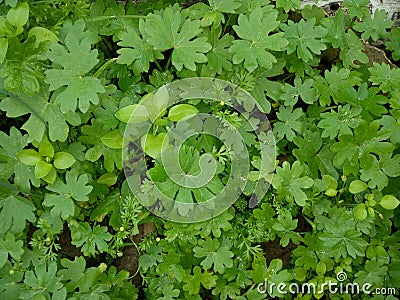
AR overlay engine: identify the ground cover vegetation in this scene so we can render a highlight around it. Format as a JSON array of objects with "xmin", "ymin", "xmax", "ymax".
[{"xmin": 0, "ymin": 0, "xmax": 399, "ymax": 299}]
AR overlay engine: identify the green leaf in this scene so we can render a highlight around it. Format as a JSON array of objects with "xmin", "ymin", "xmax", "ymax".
[
  {"xmin": 117, "ymin": 24, "xmax": 164, "ymax": 73},
  {"xmin": 45, "ymin": 19, "xmax": 104, "ymax": 113},
  {"xmin": 353, "ymin": 9, "xmax": 393, "ymax": 41},
  {"xmin": 0, "ymin": 195, "xmax": 35, "ymax": 234},
  {"xmin": 321, "ymin": 10, "xmax": 347, "ymax": 49},
  {"xmin": 359, "ymin": 155, "xmax": 400, "ymax": 190},
  {"xmin": 381, "ymin": 115, "xmax": 400, "ymax": 144},
  {"xmin": 39, "ymin": 140, "xmax": 54, "ymax": 158},
  {"xmin": 273, "ymin": 106, "xmax": 303, "ymax": 141},
  {"xmin": 0, "ymin": 127, "xmax": 40, "ymax": 192},
  {"xmin": 380, "ymin": 195, "xmax": 400, "ymax": 210},
  {"xmin": 138, "ymin": 245, "xmax": 163, "ymax": 272},
  {"xmin": 318, "ymin": 210, "xmax": 368, "ymax": 259},
  {"xmin": 141, "ymin": 133, "xmax": 168, "ymax": 159},
  {"xmin": 101, "ymin": 130, "xmax": 123, "ymax": 149},
  {"xmin": 331, "ymin": 120, "xmax": 394, "ymax": 175},
  {"xmin": 354, "ymin": 257, "xmax": 388, "ymax": 287},
  {"xmin": 0, "ymin": 89, "xmax": 71, "ymax": 142},
  {"xmin": 205, "ymin": 27, "xmax": 233, "ymax": 73},
  {"xmin": 28, "ymin": 27, "xmax": 58, "ymax": 47},
  {"xmin": 53, "ymin": 152, "xmax": 76, "ymax": 169},
  {"xmin": 193, "ymin": 210, "xmax": 233, "ymax": 238},
  {"xmin": 97, "ymin": 173, "xmax": 117, "ymax": 186},
  {"xmin": 183, "ymin": 266, "xmax": 217, "ymax": 295},
  {"xmin": 386, "ymin": 28, "xmax": 400, "ymax": 61},
  {"xmin": 340, "ymin": 29, "xmax": 369, "ymax": 68},
  {"xmin": 318, "ymin": 104, "xmax": 362, "ymax": 139},
  {"xmin": 43, "ymin": 170, "xmax": 93, "ymax": 219},
  {"xmin": 349, "ymin": 180, "xmax": 368, "ymax": 194},
  {"xmin": 193, "ymin": 238, "xmax": 234, "ymax": 273},
  {"xmin": 368, "ymin": 63, "xmax": 400, "ymax": 93},
  {"xmin": 276, "ymin": 0, "xmax": 301, "ymax": 12},
  {"xmin": 20, "ymin": 261, "xmax": 66, "ymax": 299},
  {"xmin": 142, "ymin": 4, "xmax": 211, "ymax": 71},
  {"xmin": 343, "ymin": 0, "xmax": 371, "ymax": 18},
  {"xmin": 114, "ymin": 104, "xmax": 149, "ymax": 124},
  {"xmin": 313, "ymin": 66, "xmax": 357, "ymax": 106},
  {"xmin": 280, "ymin": 77, "xmax": 318, "ymax": 106},
  {"xmin": 34, "ymin": 160, "xmax": 52, "ymax": 179},
  {"xmin": 272, "ymin": 161, "xmax": 314, "ymax": 206},
  {"xmin": 6, "ymin": 2, "xmax": 29, "ymax": 28},
  {"xmin": 57, "ymin": 256, "xmax": 97, "ymax": 293},
  {"xmin": 79, "ymin": 119, "xmax": 122, "ymax": 172},
  {"xmin": 69, "ymin": 220, "xmax": 112, "ymax": 256},
  {"xmin": 354, "ymin": 203, "xmax": 367, "ymax": 220},
  {"xmin": 283, "ymin": 18, "xmax": 327, "ymax": 62},
  {"xmin": 0, "ymin": 38, "xmax": 8, "ymax": 64},
  {"xmin": 168, "ymin": 104, "xmax": 199, "ymax": 121},
  {"xmin": 230, "ymin": 8, "xmax": 287, "ymax": 72},
  {"xmin": 16, "ymin": 149, "xmax": 41, "ymax": 166},
  {"xmin": 0, "ymin": 233, "xmax": 23, "ymax": 268}
]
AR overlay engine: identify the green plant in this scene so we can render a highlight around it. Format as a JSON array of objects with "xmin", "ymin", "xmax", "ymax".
[{"xmin": 0, "ymin": 0, "xmax": 399, "ymax": 299}]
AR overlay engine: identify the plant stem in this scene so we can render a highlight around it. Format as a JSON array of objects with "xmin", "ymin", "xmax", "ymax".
[{"xmin": 93, "ymin": 58, "xmax": 117, "ymax": 78}]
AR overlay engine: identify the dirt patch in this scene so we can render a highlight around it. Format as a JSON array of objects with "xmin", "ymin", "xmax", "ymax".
[{"xmin": 261, "ymin": 214, "xmax": 312, "ymax": 267}]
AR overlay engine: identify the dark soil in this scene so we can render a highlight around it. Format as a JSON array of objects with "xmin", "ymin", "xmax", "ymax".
[{"xmin": 261, "ymin": 214, "xmax": 312, "ymax": 267}]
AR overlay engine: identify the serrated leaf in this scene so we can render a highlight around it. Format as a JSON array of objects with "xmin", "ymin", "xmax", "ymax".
[
  {"xmin": 0, "ymin": 195, "xmax": 36, "ymax": 234},
  {"xmin": 117, "ymin": 23, "xmax": 164, "ymax": 73},
  {"xmin": 142, "ymin": 4, "xmax": 211, "ymax": 71},
  {"xmin": 353, "ymin": 9, "xmax": 393, "ymax": 41},
  {"xmin": 205, "ymin": 27, "xmax": 233, "ymax": 73},
  {"xmin": 0, "ymin": 127, "xmax": 40, "ymax": 192},
  {"xmin": 193, "ymin": 238, "xmax": 234, "ymax": 273},
  {"xmin": 0, "ymin": 233, "xmax": 24, "ymax": 268},
  {"xmin": 283, "ymin": 18, "xmax": 327, "ymax": 62},
  {"xmin": 0, "ymin": 91, "xmax": 70, "ymax": 142},
  {"xmin": 69, "ymin": 220, "xmax": 112, "ymax": 256},
  {"xmin": 43, "ymin": 171, "xmax": 92, "ymax": 219},
  {"xmin": 45, "ymin": 20, "xmax": 104, "ymax": 113},
  {"xmin": 230, "ymin": 8, "xmax": 287, "ymax": 72},
  {"xmin": 274, "ymin": 106, "xmax": 303, "ymax": 141},
  {"xmin": 272, "ymin": 161, "xmax": 313, "ymax": 206}
]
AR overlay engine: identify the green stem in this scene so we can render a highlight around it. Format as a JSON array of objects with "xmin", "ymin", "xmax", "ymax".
[
  {"xmin": 93, "ymin": 58, "xmax": 117, "ymax": 78},
  {"xmin": 154, "ymin": 60, "xmax": 163, "ymax": 72}
]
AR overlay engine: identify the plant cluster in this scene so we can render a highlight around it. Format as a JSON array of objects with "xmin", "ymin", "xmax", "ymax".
[{"xmin": 0, "ymin": 0, "xmax": 399, "ymax": 299}]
